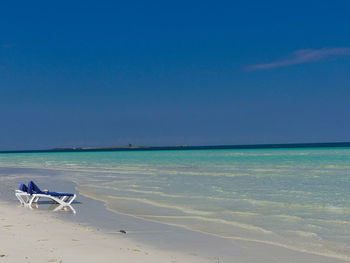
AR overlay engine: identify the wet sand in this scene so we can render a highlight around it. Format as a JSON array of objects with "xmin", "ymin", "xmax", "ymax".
[{"xmin": 0, "ymin": 201, "xmax": 211, "ymax": 263}]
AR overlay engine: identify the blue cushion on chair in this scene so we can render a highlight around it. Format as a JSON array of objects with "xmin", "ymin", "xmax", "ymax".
[
  {"xmin": 28, "ymin": 181, "xmax": 45, "ymax": 195},
  {"xmin": 47, "ymin": 192, "xmax": 74, "ymax": 197},
  {"xmin": 19, "ymin": 184, "xmax": 28, "ymax": 192},
  {"xmin": 27, "ymin": 181, "xmax": 74, "ymax": 197}
]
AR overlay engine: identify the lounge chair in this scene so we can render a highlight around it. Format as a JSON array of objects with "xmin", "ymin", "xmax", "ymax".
[{"xmin": 15, "ymin": 181, "xmax": 76, "ymax": 213}]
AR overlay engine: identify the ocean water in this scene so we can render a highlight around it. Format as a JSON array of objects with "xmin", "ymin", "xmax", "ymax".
[{"xmin": 1, "ymin": 148, "xmax": 350, "ymax": 260}]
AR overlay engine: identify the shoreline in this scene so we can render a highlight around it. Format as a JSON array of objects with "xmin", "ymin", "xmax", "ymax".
[
  {"xmin": 1, "ymin": 166, "xmax": 350, "ymax": 262},
  {"xmin": 0, "ymin": 167, "xmax": 225, "ymax": 262},
  {"xmin": 75, "ymin": 186, "xmax": 350, "ymax": 263},
  {"xmin": 2, "ymin": 199, "xmax": 348, "ymax": 263},
  {"xmin": 0, "ymin": 201, "xmax": 208, "ymax": 263}
]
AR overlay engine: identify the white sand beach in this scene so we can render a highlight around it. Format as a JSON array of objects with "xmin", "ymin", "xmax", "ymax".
[
  {"xmin": 2, "ymin": 199, "xmax": 350, "ymax": 263},
  {"xmin": 0, "ymin": 201, "xmax": 210, "ymax": 263}
]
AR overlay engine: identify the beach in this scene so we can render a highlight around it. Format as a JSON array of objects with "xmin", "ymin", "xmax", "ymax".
[
  {"xmin": 1, "ymin": 148, "xmax": 350, "ymax": 262},
  {"xmin": 0, "ymin": 201, "xmax": 209, "ymax": 263},
  {"xmin": 1, "ymin": 200, "xmax": 348, "ymax": 263}
]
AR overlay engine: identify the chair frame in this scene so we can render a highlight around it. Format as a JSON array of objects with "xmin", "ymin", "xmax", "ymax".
[{"xmin": 15, "ymin": 190, "xmax": 76, "ymax": 213}]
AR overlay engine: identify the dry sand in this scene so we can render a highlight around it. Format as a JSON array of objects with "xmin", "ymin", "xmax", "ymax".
[{"xmin": 0, "ymin": 202, "xmax": 212, "ymax": 263}]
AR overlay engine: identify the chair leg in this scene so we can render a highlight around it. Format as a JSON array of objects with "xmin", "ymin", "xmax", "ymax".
[
  {"xmin": 68, "ymin": 195, "xmax": 76, "ymax": 205},
  {"xmin": 15, "ymin": 193, "xmax": 25, "ymax": 205},
  {"xmin": 28, "ymin": 195, "xmax": 37, "ymax": 206}
]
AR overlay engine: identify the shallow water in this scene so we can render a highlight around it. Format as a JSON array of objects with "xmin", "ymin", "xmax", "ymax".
[{"xmin": 1, "ymin": 148, "xmax": 350, "ymax": 260}]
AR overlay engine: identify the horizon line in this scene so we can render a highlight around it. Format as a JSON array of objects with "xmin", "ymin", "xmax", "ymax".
[{"xmin": 1, "ymin": 141, "xmax": 350, "ymax": 154}]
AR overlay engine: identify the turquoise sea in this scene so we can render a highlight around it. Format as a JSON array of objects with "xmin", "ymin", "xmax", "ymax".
[{"xmin": 1, "ymin": 148, "xmax": 350, "ymax": 260}]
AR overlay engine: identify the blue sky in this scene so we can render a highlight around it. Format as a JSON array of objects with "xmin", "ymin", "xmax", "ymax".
[{"xmin": 1, "ymin": 1, "xmax": 350, "ymax": 150}]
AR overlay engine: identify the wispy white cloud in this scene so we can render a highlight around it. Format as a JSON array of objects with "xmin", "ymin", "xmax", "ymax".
[{"xmin": 245, "ymin": 47, "xmax": 350, "ymax": 71}]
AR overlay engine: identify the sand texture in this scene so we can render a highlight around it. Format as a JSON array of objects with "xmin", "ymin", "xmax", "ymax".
[{"xmin": 0, "ymin": 202, "xmax": 211, "ymax": 263}]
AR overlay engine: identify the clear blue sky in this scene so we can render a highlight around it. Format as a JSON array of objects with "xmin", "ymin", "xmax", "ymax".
[{"xmin": 1, "ymin": 1, "xmax": 350, "ymax": 150}]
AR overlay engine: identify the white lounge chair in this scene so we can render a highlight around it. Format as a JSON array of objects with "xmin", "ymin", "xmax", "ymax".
[{"xmin": 15, "ymin": 181, "xmax": 77, "ymax": 213}]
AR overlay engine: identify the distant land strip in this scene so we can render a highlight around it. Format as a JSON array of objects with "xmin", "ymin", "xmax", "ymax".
[{"xmin": 1, "ymin": 142, "xmax": 350, "ymax": 154}]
